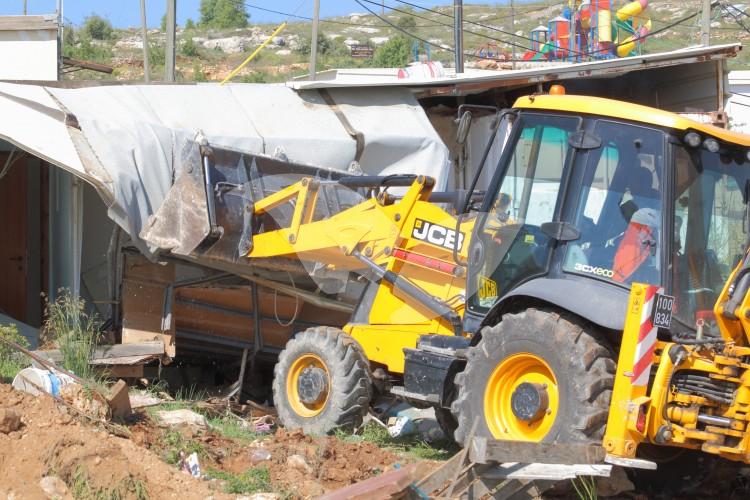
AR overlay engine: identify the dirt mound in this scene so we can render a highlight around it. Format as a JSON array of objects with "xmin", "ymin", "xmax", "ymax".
[
  {"xmin": 0, "ymin": 384, "xmax": 225, "ymax": 499},
  {"xmin": 265, "ymin": 429, "xmax": 401, "ymax": 496}
]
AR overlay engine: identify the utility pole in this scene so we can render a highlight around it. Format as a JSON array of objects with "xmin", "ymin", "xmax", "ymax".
[
  {"xmin": 165, "ymin": 0, "xmax": 176, "ymax": 82},
  {"xmin": 700, "ymin": 0, "xmax": 711, "ymax": 46},
  {"xmin": 309, "ymin": 0, "xmax": 320, "ymax": 80},
  {"xmin": 140, "ymin": 0, "xmax": 150, "ymax": 82},
  {"xmin": 510, "ymin": 0, "xmax": 516, "ymax": 69},
  {"xmin": 454, "ymin": 0, "xmax": 464, "ymax": 74},
  {"xmin": 382, "ymin": 1, "xmax": 385, "ymax": 15}
]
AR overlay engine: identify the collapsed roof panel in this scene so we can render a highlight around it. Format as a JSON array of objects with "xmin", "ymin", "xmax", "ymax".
[{"xmin": 0, "ymin": 82, "xmax": 449, "ymax": 257}]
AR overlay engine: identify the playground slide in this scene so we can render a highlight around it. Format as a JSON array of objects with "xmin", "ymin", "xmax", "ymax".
[
  {"xmin": 532, "ymin": 41, "xmax": 556, "ymax": 61},
  {"xmin": 615, "ymin": 0, "xmax": 650, "ymax": 56}
]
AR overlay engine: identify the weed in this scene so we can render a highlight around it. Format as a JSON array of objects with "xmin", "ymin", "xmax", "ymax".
[
  {"xmin": 0, "ymin": 324, "xmax": 29, "ymax": 382},
  {"xmin": 207, "ymin": 415, "xmax": 261, "ymax": 442},
  {"xmin": 356, "ymin": 421, "xmax": 458, "ymax": 461},
  {"xmin": 161, "ymin": 429, "xmax": 207, "ymax": 465},
  {"xmin": 207, "ymin": 467, "xmax": 271, "ymax": 495},
  {"xmin": 44, "ymin": 290, "xmax": 102, "ymax": 381},
  {"xmin": 69, "ymin": 465, "xmax": 149, "ymax": 500},
  {"xmin": 573, "ymin": 475, "xmax": 598, "ymax": 500}
]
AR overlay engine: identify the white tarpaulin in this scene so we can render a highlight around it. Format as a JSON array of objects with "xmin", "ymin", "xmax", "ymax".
[{"xmin": 0, "ymin": 82, "xmax": 449, "ymax": 255}]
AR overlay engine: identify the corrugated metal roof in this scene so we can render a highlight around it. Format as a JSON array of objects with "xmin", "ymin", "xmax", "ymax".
[{"xmin": 288, "ymin": 43, "xmax": 740, "ymax": 96}]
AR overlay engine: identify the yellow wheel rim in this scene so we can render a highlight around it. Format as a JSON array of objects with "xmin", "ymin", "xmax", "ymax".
[
  {"xmin": 286, "ymin": 353, "xmax": 330, "ymax": 418},
  {"xmin": 484, "ymin": 353, "xmax": 559, "ymax": 441}
]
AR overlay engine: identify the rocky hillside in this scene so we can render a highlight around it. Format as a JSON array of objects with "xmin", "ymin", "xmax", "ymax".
[{"xmin": 63, "ymin": 1, "xmax": 749, "ymax": 82}]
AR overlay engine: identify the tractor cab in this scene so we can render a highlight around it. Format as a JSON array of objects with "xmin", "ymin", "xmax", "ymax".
[{"xmin": 464, "ymin": 94, "xmax": 750, "ymax": 338}]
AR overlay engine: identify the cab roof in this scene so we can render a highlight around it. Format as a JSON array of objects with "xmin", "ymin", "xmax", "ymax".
[{"xmin": 513, "ymin": 94, "xmax": 750, "ymax": 147}]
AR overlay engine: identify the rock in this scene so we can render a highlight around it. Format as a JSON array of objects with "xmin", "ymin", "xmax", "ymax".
[
  {"xmin": 596, "ymin": 466, "xmax": 635, "ymax": 497},
  {"xmin": 357, "ymin": 27, "xmax": 380, "ymax": 34},
  {"xmin": 201, "ymin": 36, "xmax": 248, "ymax": 54},
  {"xmin": 39, "ymin": 476, "xmax": 71, "ymax": 500},
  {"xmin": 0, "ymin": 408, "xmax": 21, "ymax": 434},
  {"xmin": 156, "ymin": 409, "xmax": 208, "ymax": 429},
  {"xmin": 711, "ymin": 21, "xmax": 722, "ymax": 28},
  {"xmin": 276, "ymin": 49, "xmax": 291, "ymax": 56},
  {"xmin": 272, "ymin": 36, "xmax": 285, "ymax": 46},
  {"xmin": 237, "ymin": 494, "xmax": 279, "ymax": 500},
  {"xmin": 370, "ymin": 37, "xmax": 390, "ymax": 45},
  {"xmin": 286, "ymin": 454, "xmax": 313, "ymax": 474},
  {"xmin": 344, "ymin": 38, "xmax": 360, "ymax": 47}
]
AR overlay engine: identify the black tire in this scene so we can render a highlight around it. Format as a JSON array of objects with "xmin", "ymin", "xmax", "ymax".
[
  {"xmin": 452, "ymin": 309, "xmax": 615, "ymax": 446},
  {"xmin": 273, "ymin": 326, "xmax": 372, "ymax": 435}
]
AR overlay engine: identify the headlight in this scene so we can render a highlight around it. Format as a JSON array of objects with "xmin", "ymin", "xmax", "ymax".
[
  {"xmin": 684, "ymin": 132, "xmax": 701, "ymax": 147},
  {"xmin": 703, "ymin": 138, "xmax": 720, "ymax": 153}
]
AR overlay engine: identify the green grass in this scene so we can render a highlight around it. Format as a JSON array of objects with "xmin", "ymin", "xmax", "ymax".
[
  {"xmin": 69, "ymin": 465, "xmax": 149, "ymax": 500},
  {"xmin": 206, "ymin": 467, "xmax": 271, "ymax": 495},
  {"xmin": 348, "ymin": 421, "xmax": 459, "ymax": 461},
  {"xmin": 44, "ymin": 290, "xmax": 102, "ymax": 382},
  {"xmin": 0, "ymin": 324, "xmax": 29, "ymax": 382},
  {"xmin": 206, "ymin": 415, "xmax": 262, "ymax": 442},
  {"xmin": 160, "ymin": 429, "xmax": 207, "ymax": 465},
  {"xmin": 572, "ymin": 475, "xmax": 598, "ymax": 500}
]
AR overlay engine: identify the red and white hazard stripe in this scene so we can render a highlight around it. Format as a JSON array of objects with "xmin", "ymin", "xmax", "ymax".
[{"xmin": 631, "ymin": 285, "xmax": 663, "ymax": 387}]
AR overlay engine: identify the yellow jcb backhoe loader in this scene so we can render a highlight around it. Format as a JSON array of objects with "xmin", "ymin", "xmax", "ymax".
[{"xmin": 192, "ymin": 87, "xmax": 750, "ymax": 467}]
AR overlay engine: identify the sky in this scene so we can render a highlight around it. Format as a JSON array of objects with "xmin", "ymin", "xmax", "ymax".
[{"xmin": 1, "ymin": 1, "xmax": 468, "ymax": 29}]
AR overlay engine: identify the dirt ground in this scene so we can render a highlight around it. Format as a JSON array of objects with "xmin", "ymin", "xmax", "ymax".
[{"xmin": 0, "ymin": 383, "xmax": 408, "ymax": 499}]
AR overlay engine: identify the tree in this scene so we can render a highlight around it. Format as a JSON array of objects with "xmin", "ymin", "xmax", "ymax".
[
  {"xmin": 396, "ymin": 16, "xmax": 417, "ymax": 30},
  {"xmin": 185, "ymin": 18, "xmax": 196, "ymax": 30},
  {"xmin": 373, "ymin": 36, "xmax": 411, "ymax": 68},
  {"xmin": 160, "ymin": 14, "xmax": 167, "ymax": 32},
  {"xmin": 82, "ymin": 14, "xmax": 113, "ymax": 40},
  {"xmin": 199, "ymin": 0, "xmax": 249, "ymax": 29}
]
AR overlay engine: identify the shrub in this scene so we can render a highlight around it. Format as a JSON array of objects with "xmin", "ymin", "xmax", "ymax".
[
  {"xmin": 181, "ymin": 37, "xmax": 199, "ymax": 57},
  {"xmin": 0, "ymin": 325, "xmax": 29, "ymax": 382},
  {"xmin": 82, "ymin": 14, "xmax": 113, "ymax": 40},
  {"xmin": 373, "ymin": 36, "xmax": 412, "ymax": 68}
]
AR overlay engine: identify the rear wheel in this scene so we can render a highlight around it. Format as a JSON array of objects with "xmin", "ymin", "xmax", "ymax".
[
  {"xmin": 452, "ymin": 309, "xmax": 615, "ymax": 446},
  {"xmin": 273, "ymin": 326, "xmax": 372, "ymax": 434}
]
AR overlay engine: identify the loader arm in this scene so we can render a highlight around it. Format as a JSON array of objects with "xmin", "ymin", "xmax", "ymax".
[{"xmin": 245, "ymin": 174, "xmax": 473, "ymax": 372}]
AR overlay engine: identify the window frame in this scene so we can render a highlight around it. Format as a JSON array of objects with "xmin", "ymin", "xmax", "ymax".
[{"xmin": 561, "ymin": 118, "xmax": 669, "ymax": 289}]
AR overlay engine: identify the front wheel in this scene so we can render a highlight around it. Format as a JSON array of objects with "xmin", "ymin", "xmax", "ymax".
[
  {"xmin": 273, "ymin": 326, "xmax": 372, "ymax": 435},
  {"xmin": 452, "ymin": 309, "xmax": 615, "ymax": 446}
]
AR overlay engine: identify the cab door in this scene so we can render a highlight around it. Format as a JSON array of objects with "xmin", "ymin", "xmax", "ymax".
[{"xmin": 466, "ymin": 113, "xmax": 580, "ymax": 317}]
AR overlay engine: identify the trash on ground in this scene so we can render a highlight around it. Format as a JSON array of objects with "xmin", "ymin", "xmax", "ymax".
[
  {"xmin": 156, "ymin": 408, "xmax": 208, "ymax": 428},
  {"xmin": 178, "ymin": 451, "xmax": 201, "ymax": 478},
  {"xmin": 12, "ymin": 367, "xmax": 75, "ymax": 397},
  {"xmin": 128, "ymin": 390, "xmax": 164, "ymax": 409}
]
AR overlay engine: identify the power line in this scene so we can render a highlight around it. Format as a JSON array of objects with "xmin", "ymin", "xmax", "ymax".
[
  {"xmin": 358, "ymin": 0, "xmax": 538, "ymax": 54},
  {"xmin": 240, "ymin": 1, "xmax": 441, "ymax": 28},
  {"xmin": 353, "ymin": 0, "xmax": 536, "ymax": 61}
]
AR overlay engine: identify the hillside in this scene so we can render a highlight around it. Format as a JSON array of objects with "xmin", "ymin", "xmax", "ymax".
[{"xmin": 63, "ymin": 0, "xmax": 749, "ymax": 82}]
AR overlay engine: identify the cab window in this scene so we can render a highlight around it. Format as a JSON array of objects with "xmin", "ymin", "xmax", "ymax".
[
  {"xmin": 564, "ymin": 121, "xmax": 664, "ymax": 286},
  {"xmin": 468, "ymin": 113, "xmax": 579, "ymax": 312},
  {"xmin": 672, "ymin": 144, "xmax": 750, "ymax": 328}
]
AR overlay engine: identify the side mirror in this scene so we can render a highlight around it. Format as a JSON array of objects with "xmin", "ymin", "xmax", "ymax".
[{"xmin": 456, "ymin": 110, "xmax": 473, "ymax": 145}]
